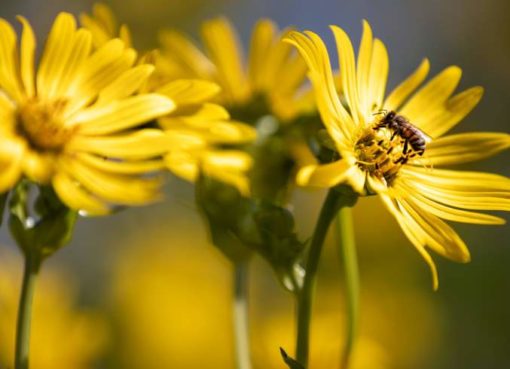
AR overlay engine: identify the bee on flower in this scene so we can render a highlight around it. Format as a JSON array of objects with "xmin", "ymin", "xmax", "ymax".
[{"xmin": 285, "ymin": 21, "xmax": 510, "ymax": 288}]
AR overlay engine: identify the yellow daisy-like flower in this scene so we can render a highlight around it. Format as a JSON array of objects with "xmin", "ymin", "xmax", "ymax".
[
  {"xmin": 0, "ymin": 13, "xmax": 175, "ymax": 215},
  {"xmin": 80, "ymin": 5, "xmax": 256, "ymax": 194},
  {"xmin": 158, "ymin": 17, "xmax": 310, "ymax": 121},
  {"xmin": 285, "ymin": 21, "xmax": 510, "ymax": 288}
]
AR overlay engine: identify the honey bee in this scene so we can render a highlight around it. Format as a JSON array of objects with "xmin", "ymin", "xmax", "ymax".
[{"xmin": 374, "ymin": 110, "xmax": 431, "ymax": 164}]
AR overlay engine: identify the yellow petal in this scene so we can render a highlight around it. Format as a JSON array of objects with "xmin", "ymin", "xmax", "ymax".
[
  {"xmin": 384, "ymin": 59, "xmax": 430, "ymax": 111},
  {"xmin": 65, "ymin": 39, "xmax": 135, "ymax": 115},
  {"xmin": 54, "ymin": 29, "xmax": 93, "ymax": 98},
  {"xmin": 74, "ymin": 94, "xmax": 175, "ymax": 135},
  {"xmin": 53, "ymin": 171, "xmax": 110, "ymax": 215},
  {"xmin": 297, "ymin": 159, "xmax": 353, "ymax": 188},
  {"xmin": 399, "ymin": 66, "xmax": 462, "ymax": 132},
  {"xmin": 380, "ymin": 194, "xmax": 439, "ymax": 290},
  {"xmin": 0, "ymin": 139, "xmax": 24, "ymax": 193},
  {"xmin": 331, "ymin": 25, "xmax": 362, "ymax": 125},
  {"xmin": 423, "ymin": 132, "xmax": 510, "ymax": 166},
  {"xmin": 168, "ymin": 103, "xmax": 230, "ymax": 122},
  {"xmin": 268, "ymin": 27, "xmax": 309, "ymax": 102},
  {"xmin": 284, "ymin": 31, "xmax": 354, "ymax": 143},
  {"xmin": 60, "ymin": 158, "xmax": 162, "ymax": 205},
  {"xmin": 248, "ymin": 19, "xmax": 276, "ymax": 91},
  {"xmin": 402, "ymin": 166, "xmax": 510, "ymax": 191},
  {"xmin": 159, "ymin": 29, "xmax": 214, "ymax": 78},
  {"xmin": 79, "ymin": 13, "xmax": 111, "ymax": 48},
  {"xmin": 201, "ymin": 17, "xmax": 249, "ymax": 104},
  {"xmin": 202, "ymin": 150, "xmax": 253, "ymax": 196},
  {"xmin": 37, "ymin": 13, "xmax": 78, "ymax": 99},
  {"xmin": 68, "ymin": 129, "xmax": 176, "ymax": 159},
  {"xmin": 17, "ymin": 16, "xmax": 36, "ymax": 98},
  {"xmin": 156, "ymin": 79, "xmax": 220, "ymax": 105},
  {"xmin": 92, "ymin": 3, "xmax": 117, "ymax": 35},
  {"xmin": 397, "ymin": 181, "xmax": 505, "ymax": 225},
  {"xmin": 0, "ymin": 93, "xmax": 15, "ymax": 131},
  {"xmin": 164, "ymin": 150, "xmax": 199, "ymax": 182},
  {"xmin": 356, "ymin": 20, "xmax": 373, "ymax": 116},
  {"xmin": 254, "ymin": 26, "xmax": 300, "ymax": 96},
  {"xmin": 367, "ymin": 39, "xmax": 388, "ymax": 115},
  {"xmin": 0, "ymin": 18, "xmax": 23, "ymax": 101},
  {"xmin": 119, "ymin": 25, "xmax": 132, "ymax": 48},
  {"xmin": 97, "ymin": 64, "xmax": 155, "ymax": 104},
  {"xmin": 75, "ymin": 153, "xmax": 165, "ymax": 174},
  {"xmin": 400, "ymin": 167, "xmax": 510, "ymax": 211},
  {"xmin": 420, "ymin": 87, "xmax": 483, "ymax": 138},
  {"xmin": 21, "ymin": 150, "xmax": 55, "ymax": 184},
  {"xmin": 169, "ymin": 120, "xmax": 256, "ymax": 145},
  {"xmin": 398, "ymin": 197, "xmax": 470, "ymax": 262}
]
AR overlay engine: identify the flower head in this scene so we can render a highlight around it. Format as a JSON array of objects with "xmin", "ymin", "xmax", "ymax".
[
  {"xmin": 0, "ymin": 13, "xmax": 175, "ymax": 215},
  {"xmin": 158, "ymin": 17, "xmax": 311, "ymax": 121},
  {"xmin": 81, "ymin": 5, "xmax": 256, "ymax": 194},
  {"xmin": 286, "ymin": 21, "xmax": 510, "ymax": 288}
]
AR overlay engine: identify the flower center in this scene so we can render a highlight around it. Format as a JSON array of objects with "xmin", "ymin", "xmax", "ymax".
[
  {"xmin": 17, "ymin": 99, "xmax": 75, "ymax": 152},
  {"xmin": 354, "ymin": 113, "xmax": 428, "ymax": 186}
]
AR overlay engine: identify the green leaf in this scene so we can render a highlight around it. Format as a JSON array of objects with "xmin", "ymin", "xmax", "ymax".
[{"xmin": 280, "ymin": 347, "xmax": 305, "ymax": 369}]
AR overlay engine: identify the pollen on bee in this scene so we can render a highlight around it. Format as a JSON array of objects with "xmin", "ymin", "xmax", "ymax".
[{"xmin": 354, "ymin": 124, "xmax": 415, "ymax": 186}]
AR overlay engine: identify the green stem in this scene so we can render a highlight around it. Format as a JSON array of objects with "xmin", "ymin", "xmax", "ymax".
[
  {"xmin": 15, "ymin": 252, "xmax": 41, "ymax": 369},
  {"xmin": 233, "ymin": 262, "xmax": 252, "ymax": 369},
  {"xmin": 295, "ymin": 189, "xmax": 343, "ymax": 367},
  {"xmin": 336, "ymin": 207, "xmax": 359, "ymax": 369}
]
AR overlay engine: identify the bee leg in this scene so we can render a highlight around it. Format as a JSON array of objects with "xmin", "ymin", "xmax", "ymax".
[
  {"xmin": 403, "ymin": 139, "xmax": 409, "ymax": 155},
  {"xmin": 391, "ymin": 130, "xmax": 399, "ymax": 141}
]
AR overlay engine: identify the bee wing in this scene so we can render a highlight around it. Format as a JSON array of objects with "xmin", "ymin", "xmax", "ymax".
[{"xmin": 418, "ymin": 127, "xmax": 433, "ymax": 143}]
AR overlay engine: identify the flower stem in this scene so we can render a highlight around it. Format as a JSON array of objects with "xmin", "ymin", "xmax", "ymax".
[
  {"xmin": 15, "ymin": 251, "xmax": 41, "ymax": 369},
  {"xmin": 336, "ymin": 207, "xmax": 359, "ymax": 369},
  {"xmin": 295, "ymin": 189, "xmax": 343, "ymax": 367},
  {"xmin": 233, "ymin": 261, "xmax": 252, "ymax": 369}
]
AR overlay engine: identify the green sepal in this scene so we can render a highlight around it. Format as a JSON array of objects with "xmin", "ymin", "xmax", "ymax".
[
  {"xmin": 196, "ymin": 175, "xmax": 306, "ymax": 292},
  {"xmin": 280, "ymin": 348, "xmax": 305, "ymax": 369},
  {"xmin": 8, "ymin": 182, "xmax": 77, "ymax": 259},
  {"xmin": 196, "ymin": 175, "xmax": 252, "ymax": 262}
]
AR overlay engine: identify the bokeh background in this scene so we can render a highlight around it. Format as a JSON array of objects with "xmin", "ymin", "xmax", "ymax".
[{"xmin": 1, "ymin": 0, "xmax": 509, "ymax": 368}]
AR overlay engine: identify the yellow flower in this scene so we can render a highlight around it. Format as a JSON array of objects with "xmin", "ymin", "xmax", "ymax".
[
  {"xmin": 285, "ymin": 21, "xmax": 510, "ymax": 288},
  {"xmin": 0, "ymin": 13, "xmax": 176, "ymax": 215},
  {"xmin": 0, "ymin": 250, "xmax": 107, "ymax": 369},
  {"xmin": 158, "ymin": 17, "xmax": 310, "ymax": 121},
  {"xmin": 81, "ymin": 5, "xmax": 256, "ymax": 194}
]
